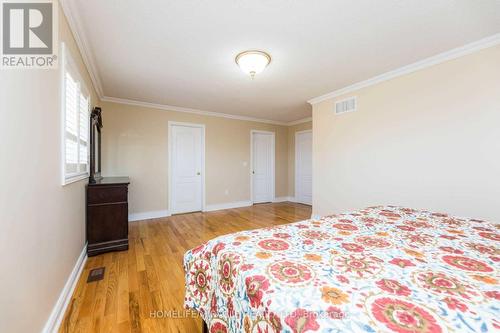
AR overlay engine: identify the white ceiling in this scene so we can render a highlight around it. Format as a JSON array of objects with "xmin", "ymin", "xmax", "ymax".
[{"xmin": 67, "ymin": 0, "xmax": 500, "ymax": 122}]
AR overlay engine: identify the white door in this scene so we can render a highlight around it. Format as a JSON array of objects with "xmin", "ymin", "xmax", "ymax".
[
  {"xmin": 170, "ymin": 124, "xmax": 204, "ymax": 214},
  {"xmin": 295, "ymin": 131, "xmax": 312, "ymax": 205},
  {"xmin": 252, "ymin": 131, "xmax": 274, "ymax": 203}
]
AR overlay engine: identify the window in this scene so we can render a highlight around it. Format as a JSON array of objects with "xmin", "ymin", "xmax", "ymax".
[{"xmin": 62, "ymin": 44, "xmax": 90, "ymax": 184}]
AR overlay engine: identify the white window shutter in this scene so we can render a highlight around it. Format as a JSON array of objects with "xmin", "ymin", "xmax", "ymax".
[
  {"xmin": 64, "ymin": 72, "xmax": 79, "ymax": 174},
  {"xmin": 79, "ymin": 95, "xmax": 89, "ymax": 168},
  {"xmin": 62, "ymin": 43, "xmax": 91, "ymax": 184}
]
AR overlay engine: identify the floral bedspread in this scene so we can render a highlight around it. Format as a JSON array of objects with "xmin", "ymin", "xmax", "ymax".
[{"xmin": 184, "ymin": 206, "xmax": 499, "ymax": 333}]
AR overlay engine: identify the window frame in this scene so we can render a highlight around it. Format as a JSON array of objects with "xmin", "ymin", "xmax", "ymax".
[{"xmin": 61, "ymin": 43, "xmax": 91, "ymax": 185}]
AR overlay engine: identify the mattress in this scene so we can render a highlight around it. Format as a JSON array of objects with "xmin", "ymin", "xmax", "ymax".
[{"xmin": 184, "ymin": 206, "xmax": 499, "ymax": 332}]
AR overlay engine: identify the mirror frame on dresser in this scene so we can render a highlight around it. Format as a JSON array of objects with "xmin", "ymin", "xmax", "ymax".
[
  {"xmin": 89, "ymin": 107, "xmax": 103, "ymax": 184},
  {"xmin": 86, "ymin": 107, "xmax": 130, "ymax": 256}
]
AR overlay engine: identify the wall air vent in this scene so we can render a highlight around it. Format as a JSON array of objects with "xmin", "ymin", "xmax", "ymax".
[{"xmin": 335, "ymin": 97, "xmax": 357, "ymax": 115}]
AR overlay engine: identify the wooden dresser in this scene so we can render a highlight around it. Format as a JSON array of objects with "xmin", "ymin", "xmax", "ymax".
[{"xmin": 86, "ymin": 177, "xmax": 130, "ymax": 256}]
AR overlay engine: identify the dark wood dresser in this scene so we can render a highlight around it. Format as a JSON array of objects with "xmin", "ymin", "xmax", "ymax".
[{"xmin": 86, "ymin": 177, "xmax": 130, "ymax": 256}]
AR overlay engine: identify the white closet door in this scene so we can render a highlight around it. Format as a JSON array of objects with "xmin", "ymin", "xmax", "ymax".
[
  {"xmin": 252, "ymin": 132, "xmax": 274, "ymax": 203},
  {"xmin": 171, "ymin": 124, "xmax": 203, "ymax": 214},
  {"xmin": 295, "ymin": 131, "xmax": 312, "ymax": 205}
]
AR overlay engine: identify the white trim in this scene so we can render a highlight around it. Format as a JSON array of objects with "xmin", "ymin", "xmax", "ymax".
[
  {"xmin": 129, "ymin": 199, "xmax": 307, "ymax": 221},
  {"xmin": 250, "ymin": 130, "xmax": 276, "ymax": 204},
  {"xmin": 59, "ymin": 0, "xmax": 104, "ymax": 98},
  {"xmin": 273, "ymin": 196, "xmax": 295, "ymax": 203},
  {"xmin": 287, "ymin": 117, "xmax": 312, "ymax": 126},
  {"xmin": 128, "ymin": 199, "xmax": 296, "ymax": 220},
  {"xmin": 308, "ymin": 33, "xmax": 500, "ymax": 104},
  {"xmin": 60, "ymin": 43, "xmax": 67, "ymax": 186},
  {"xmin": 102, "ymin": 96, "xmax": 311, "ymax": 126},
  {"xmin": 205, "ymin": 200, "xmax": 253, "ymax": 212},
  {"xmin": 129, "ymin": 210, "xmax": 171, "ymax": 222},
  {"xmin": 42, "ymin": 245, "xmax": 87, "ymax": 333},
  {"xmin": 63, "ymin": 173, "xmax": 88, "ymax": 186},
  {"xmin": 168, "ymin": 121, "xmax": 206, "ymax": 215}
]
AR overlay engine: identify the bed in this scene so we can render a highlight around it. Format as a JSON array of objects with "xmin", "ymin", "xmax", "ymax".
[{"xmin": 184, "ymin": 206, "xmax": 499, "ymax": 332}]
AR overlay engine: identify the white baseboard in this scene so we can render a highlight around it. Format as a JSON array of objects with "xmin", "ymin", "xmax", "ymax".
[
  {"xmin": 128, "ymin": 199, "xmax": 302, "ymax": 221},
  {"xmin": 42, "ymin": 245, "xmax": 87, "ymax": 333},
  {"xmin": 204, "ymin": 200, "xmax": 252, "ymax": 212},
  {"xmin": 129, "ymin": 210, "xmax": 171, "ymax": 222},
  {"xmin": 273, "ymin": 196, "xmax": 296, "ymax": 203}
]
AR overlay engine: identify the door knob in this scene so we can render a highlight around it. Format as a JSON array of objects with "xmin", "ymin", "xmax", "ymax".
[
  {"xmin": 197, "ymin": 172, "xmax": 201, "ymax": 175},
  {"xmin": 252, "ymin": 171, "xmax": 255, "ymax": 174}
]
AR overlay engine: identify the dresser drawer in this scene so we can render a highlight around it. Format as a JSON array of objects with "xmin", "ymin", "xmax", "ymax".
[
  {"xmin": 87, "ymin": 203, "xmax": 128, "ymax": 243},
  {"xmin": 87, "ymin": 185, "xmax": 127, "ymax": 205}
]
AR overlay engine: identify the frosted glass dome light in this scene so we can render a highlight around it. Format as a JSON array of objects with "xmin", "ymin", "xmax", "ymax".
[{"xmin": 235, "ymin": 50, "xmax": 271, "ymax": 79}]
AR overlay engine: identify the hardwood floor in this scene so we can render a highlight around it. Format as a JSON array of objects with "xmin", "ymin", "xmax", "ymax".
[{"xmin": 60, "ymin": 202, "xmax": 311, "ymax": 333}]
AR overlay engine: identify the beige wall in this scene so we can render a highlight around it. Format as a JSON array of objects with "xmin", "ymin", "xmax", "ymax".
[
  {"xmin": 313, "ymin": 45, "xmax": 500, "ymax": 221},
  {"xmin": 287, "ymin": 122, "xmax": 313, "ymax": 197},
  {"xmin": 0, "ymin": 2, "xmax": 98, "ymax": 332},
  {"xmin": 101, "ymin": 102, "xmax": 292, "ymax": 214}
]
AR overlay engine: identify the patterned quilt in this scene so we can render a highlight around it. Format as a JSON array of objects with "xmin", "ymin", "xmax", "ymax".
[{"xmin": 184, "ymin": 206, "xmax": 500, "ymax": 333}]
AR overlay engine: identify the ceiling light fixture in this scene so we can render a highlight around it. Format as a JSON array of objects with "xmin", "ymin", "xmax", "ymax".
[{"xmin": 235, "ymin": 50, "xmax": 271, "ymax": 79}]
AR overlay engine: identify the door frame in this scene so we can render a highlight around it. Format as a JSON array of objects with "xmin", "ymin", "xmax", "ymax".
[
  {"xmin": 168, "ymin": 121, "xmax": 206, "ymax": 214},
  {"xmin": 295, "ymin": 129, "xmax": 312, "ymax": 204},
  {"xmin": 250, "ymin": 130, "xmax": 275, "ymax": 204}
]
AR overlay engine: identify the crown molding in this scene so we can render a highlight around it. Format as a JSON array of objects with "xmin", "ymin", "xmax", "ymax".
[
  {"xmin": 60, "ymin": 0, "xmax": 312, "ymax": 125},
  {"xmin": 308, "ymin": 33, "xmax": 500, "ymax": 105},
  {"xmin": 59, "ymin": 0, "xmax": 311, "ymax": 126},
  {"xmin": 58, "ymin": 1, "xmax": 497, "ymax": 123},
  {"xmin": 59, "ymin": 0, "xmax": 104, "ymax": 98},
  {"xmin": 287, "ymin": 117, "xmax": 312, "ymax": 126},
  {"xmin": 101, "ymin": 96, "xmax": 311, "ymax": 126}
]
